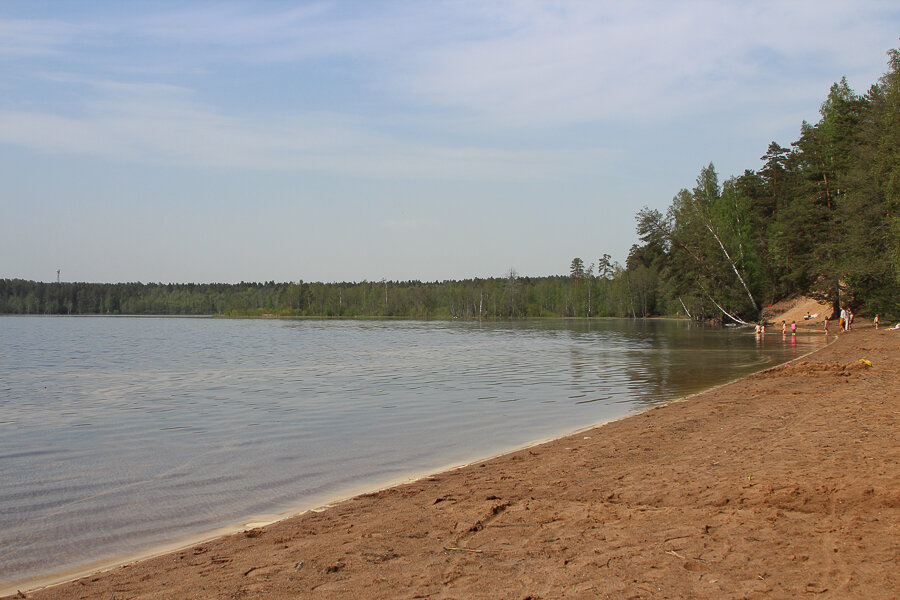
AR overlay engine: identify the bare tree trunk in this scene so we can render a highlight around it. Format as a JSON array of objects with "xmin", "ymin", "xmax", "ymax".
[
  {"xmin": 587, "ymin": 281, "xmax": 592, "ymax": 316},
  {"xmin": 704, "ymin": 222, "xmax": 759, "ymax": 313}
]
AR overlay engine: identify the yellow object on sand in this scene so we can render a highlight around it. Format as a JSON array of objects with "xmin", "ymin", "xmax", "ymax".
[{"xmin": 859, "ymin": 359, "xmax": 872, "ymax": 366}]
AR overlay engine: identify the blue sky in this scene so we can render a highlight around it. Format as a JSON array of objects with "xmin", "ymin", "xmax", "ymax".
[{"xmin": 2, "ymin": 1, "xmax": 899, "ymax": 284}]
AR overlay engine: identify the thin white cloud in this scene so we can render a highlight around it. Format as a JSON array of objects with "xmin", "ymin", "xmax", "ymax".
[
  {"xmin": 391, "ymin": 1, "xmax": 899, "ymax": 126},
  {"xmin": 135, "ymin": 3, "xmax": 333, "ymax": 46},
  {"xmin": 1, "ymin": 1, "xmax": 897, "ymax": 178},
  {"xmin": 0, "ymin": 111, "xmax": 136, "ymax": 157},
  {"xmin": 0, "ymin": 17, "xmax": 87, "ymax": 56},
  {"xmin": 82, "ymin": 2, "xmax": 425, "ymax": 65},
  {"xmin": 0, "ymin": 77, "xmax": 606, "ymax": 179}
]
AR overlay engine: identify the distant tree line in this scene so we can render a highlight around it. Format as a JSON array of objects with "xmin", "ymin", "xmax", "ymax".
[
  {"xmin": 4, "ymin": 47, "xmax": 899, "ymax": 322},
  {"xmin": 0, "ymin": 273, "xmax": 636, "ymax": 319}
]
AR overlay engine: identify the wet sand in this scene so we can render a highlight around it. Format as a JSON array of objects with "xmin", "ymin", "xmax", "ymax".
[{"xmin": 6, "ymin": 325, "xmax": 899, "ymax": 599}]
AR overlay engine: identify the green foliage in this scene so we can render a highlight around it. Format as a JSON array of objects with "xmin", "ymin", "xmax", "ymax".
[
  {"xmin": 623, "ymin": 45, "xmax": 900, "ymax": 321},
  {"xmin": 0, "ymin": 274, "xmax": 633, "ymax": 319}
]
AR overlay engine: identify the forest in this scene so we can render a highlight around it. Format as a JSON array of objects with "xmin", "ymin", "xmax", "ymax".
[
  {"xmin": 0, "ymin": 274, "xmax": 632, "ymax": 319},
  {"xmin": 3, "ymin": 48, "xmax": 900, "ymax": 322},
  {"xmin": 626, "ymin": 47, "xmax": 900, "ymax": 323}
]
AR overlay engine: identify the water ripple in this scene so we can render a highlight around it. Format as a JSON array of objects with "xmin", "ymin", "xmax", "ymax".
[{"xmin": 0, "ymin": 316, "xmax": 827, "ymax": 588}]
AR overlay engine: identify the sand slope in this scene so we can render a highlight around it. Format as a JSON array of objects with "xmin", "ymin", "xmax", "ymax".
[
  {"xmin": 7, "ymin": 327, "xmax": 899, "ymax": 600},
  {"xmin": 763, "ymin": 296, "xmax": 834, "ymax": 325}
]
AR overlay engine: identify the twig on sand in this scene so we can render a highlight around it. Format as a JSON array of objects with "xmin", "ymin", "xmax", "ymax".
[
  {"xmin": 443, "ymin": 546, "xmax": 499, "ymax": 554},
  {"xmin": 665, "ymin": 549, "xmax": 686, "ymax": 559}
]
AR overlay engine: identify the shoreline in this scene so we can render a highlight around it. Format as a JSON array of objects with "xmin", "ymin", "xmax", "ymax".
[
  {"xmin": 1, "ymin": 402, "xmax": 658, "ymax": 597},
  {"xmin": 0, "ymin": 432, "xmax": 611, "ymax": 597},
  {"xmin": 1, "ymin": 326, "xmax": 824, "ymax": 595},
  {"xmin": 6, "ymin": 326, "xmax": 897, "ymax": 599}
]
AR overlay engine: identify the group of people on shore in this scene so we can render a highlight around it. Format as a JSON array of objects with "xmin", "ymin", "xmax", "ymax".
[
  {"xmin": 836, "ymin": 308, "xmax": 900, "ymax": 331},
  {"xmin": 839, "ymin": 307, "xmax": 855, "ymax": 331},
  {"xmin": 753, "ymin": 309, "xmax": 899, "ymax": 335}
]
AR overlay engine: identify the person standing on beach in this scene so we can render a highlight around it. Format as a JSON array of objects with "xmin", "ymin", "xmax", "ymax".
[
  {"xmin": 824, "ymin": 318, "xmax": 829, "ymax": 333},
  {"xmin": 875, "ymin": 314, "xmax": 880, "ymax": 329},
  {"xmin": 791, "ymin": 320, "xmax": 797, "ymax": 334},
  {"xmin": 839, "ymin": 307, "xmax": 847, "ymax": 331}
]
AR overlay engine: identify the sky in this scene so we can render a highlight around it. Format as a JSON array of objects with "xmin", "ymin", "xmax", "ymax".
[{"xmin": 1, "ymin": 1, "xmax": 899, "ymax": 284}]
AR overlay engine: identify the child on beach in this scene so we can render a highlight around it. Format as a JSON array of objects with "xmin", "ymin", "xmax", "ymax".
[
  {"xmin": 874, "ymin": 314, "xmax": 879, "ymax": 329},
  {"xmin": 781, "ymin": 320, "xmax": 786, "ymax": 334},
  {"xmin": 791, "ymin": 321, "xmax": 797, "ymax": 334}
]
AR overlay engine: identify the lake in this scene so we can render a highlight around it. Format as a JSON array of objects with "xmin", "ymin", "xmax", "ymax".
[{"xmin": 0, "ymin": 316, "xmax": 828, "ymax": 591}]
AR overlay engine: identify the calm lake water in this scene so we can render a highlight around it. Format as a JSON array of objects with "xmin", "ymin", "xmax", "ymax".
[{"xmin": 0, "ymin": 316, "xmax": 828, "ymax": 590}]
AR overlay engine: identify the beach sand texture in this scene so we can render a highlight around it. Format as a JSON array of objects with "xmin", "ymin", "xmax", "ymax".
[{"xmin": 7, "ymin": 325, "xmax": 899, "ymax": 599}]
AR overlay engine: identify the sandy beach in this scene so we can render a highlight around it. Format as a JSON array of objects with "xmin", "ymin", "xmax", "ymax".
[{"xmin": 6, "ymin": 324, "xmax": 898, "ymax": 599}]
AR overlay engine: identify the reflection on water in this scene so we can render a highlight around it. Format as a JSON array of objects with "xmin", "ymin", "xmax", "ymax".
[{"xmin": 0, "ymin": 316, "xmax": 828, "ymax": 589}]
